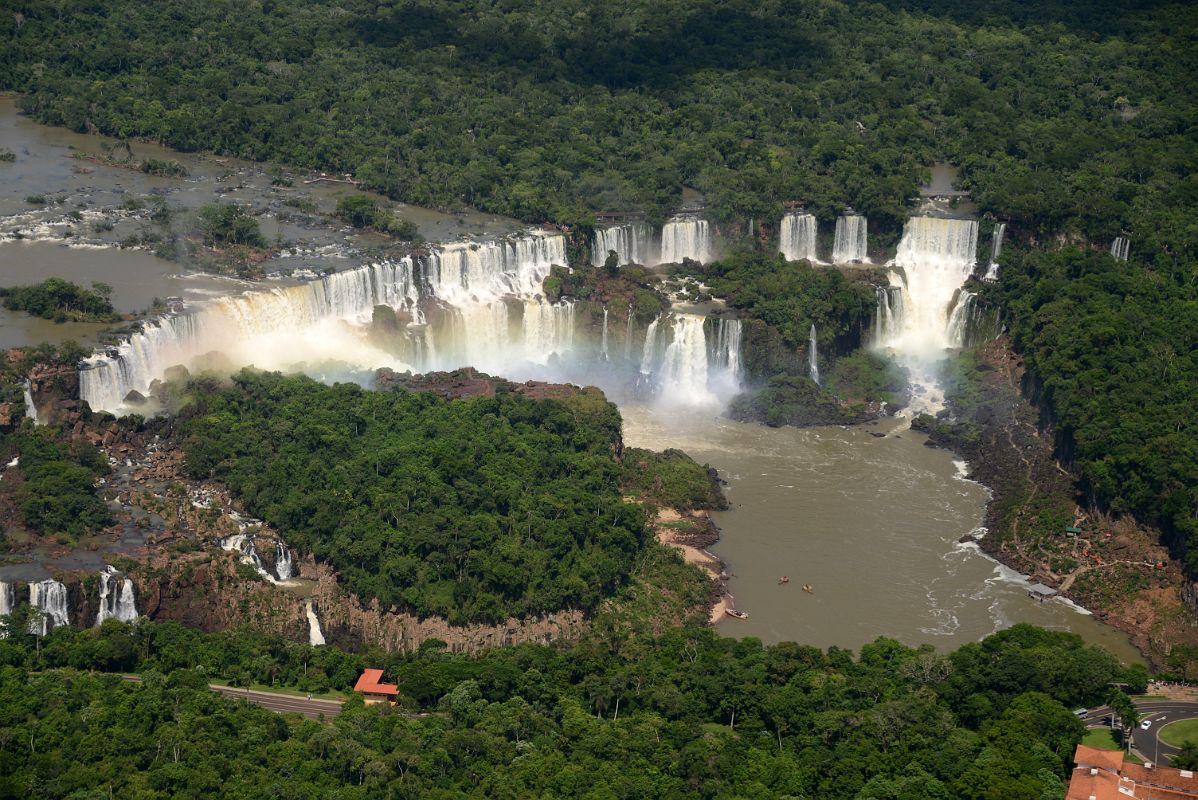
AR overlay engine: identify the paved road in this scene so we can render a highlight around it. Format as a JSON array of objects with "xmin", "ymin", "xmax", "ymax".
[
  {"xmin": 209, "ymin": 684, "xmax": 344, "ymax": 720},
  {"xmin": 1082, "ymin": 700, "xmax": 1198, "ymax": 765},
  {"xmin": 122, "ymin": 675, "xmax": 344, "ymax": 720}
]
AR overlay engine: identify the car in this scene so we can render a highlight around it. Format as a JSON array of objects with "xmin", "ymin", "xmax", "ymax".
[
  {"xmin": 1141, "ymin": 719, "xmax": 1153, "ymax": 730},
  {"xmin": 1074, "ymin": 708, "xmax": 1088, "ymax": 718}
]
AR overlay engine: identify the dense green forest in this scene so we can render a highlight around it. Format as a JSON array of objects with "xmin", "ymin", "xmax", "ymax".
[
  {"xmin": 0, "ymin": 278, "xmax": 119, "ymax": 323},
  {"xmin": 982, "ymin": 247, "xmax": 1198, "ymax": 571},
  {"xmin": 2, "ymin": 0, "xmax": 1194, "ymax": 250},
  {"xmin": 174, "ymin": 371, "xmax": 718, "ymax": 624},
  {"xmin": 0, "ymin": 617, "xmax": 1142, "ymax": 799},
  {"xmin": 2, "ymin": 428, "xmax": 112, "ymax": 539}
]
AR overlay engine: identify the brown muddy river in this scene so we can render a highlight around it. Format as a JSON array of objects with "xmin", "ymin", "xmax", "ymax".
[{"xmin": 623, "ymin": 407, "xmax": 1142, "ymax": 662}]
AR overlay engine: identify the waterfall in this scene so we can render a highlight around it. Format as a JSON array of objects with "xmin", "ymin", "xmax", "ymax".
[
  {"xmin": 709, "ymin": 318, "xmax": 742, "ymax": 382},
  {"xmin": 22, "ymin": 381, "xmax": 39, "ymax": 424},
  {"xmin": 1110, "ymin": 237, "xmax": 1130, "ymax": 262},
  {"xmin": 624, "ymin": 305, "xmax": 634, "ymax": 361},
  {"xmin": 639, "ymin": 317, "xmax": 661, "ymax": 376},
  {"xmin": 0, "ymin": 581, "xmax": 13, "ymax": 615},
  {"xmin": 984, "ymin": 222, "xmax": 1006, "ymax": 281},
  {"xmin": 874, "ymin": 284, "xmax": 904, "ymax": 348},
  {"xmin": 305, "ymin": 600, "xmax": 326, "ymax": 646},
  {"xmin": 520, "ymin": 300, "xmax": 574, "ymax": 364},
  {"xmin": 659, "ymin": 217, "xmax": 713, "ymax": 264},
  {"xmin": 29, "ymin": 579, "xmax": 69, "ymax": 635},
  {"xmin": 592, "ymin": 223, "xmax": 652, "ymax": 266},
  {"xmin": 832, "ymin": 215, "xmax": 868, "ymax": 263},
  {"xmin": 658, "ymin": 315, "xmax": 712, "ymax": 404},
  {"xmin": 96, "ymin": 566, "xmax": 138, "ymax": 625},
  {"xmin": 945, "ymin": 291, "xmax": 975, "ymax": 348},
  {"xmin": 222, "ymin": 534, "xmax": 282, "ymax": 584},
  {"xmin": 600, "ymin": 308, "xmax": 609, "ymax": 360},
  {"xmin": 80, "ymin": 230, "xmax": 570, "ymax": 413},
  {"xmin": 809, "ymin": 324, "xmax": 820, "ymax": 386},
  {"xmin": 276, "ymin": 542, "xmax": 294, "ymax": 581},
  {"xmin": 886, "ymin": 217, "xmax": 979, "ymax": 354},
  {"xmin": 780, "ymin": 212, "xmax": 819, "ymax": 262}
]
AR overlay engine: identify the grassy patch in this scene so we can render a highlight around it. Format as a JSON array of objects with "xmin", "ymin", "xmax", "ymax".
[
  {"xmin": 1158, "ymin": 719, "xmax": 1198, "ymax": 748},
  {"xmin": 1082, "ymin": 727, "xmax": 1122, "ymax": 751}
]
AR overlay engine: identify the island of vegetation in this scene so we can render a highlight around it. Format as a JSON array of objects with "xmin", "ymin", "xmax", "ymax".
[{"xmin": 0, "ymin": 278, "xmax": 120, "ymax": 323}]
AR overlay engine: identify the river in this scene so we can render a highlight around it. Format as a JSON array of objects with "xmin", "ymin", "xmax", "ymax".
[{"xmin": 623, "ymin": 406, "xmax": 1142, "ymax": 662}]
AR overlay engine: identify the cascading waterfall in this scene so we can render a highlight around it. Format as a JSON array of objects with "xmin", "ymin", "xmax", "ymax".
[
  {"xmin": 984, "ymin": 222, "xmax": 1006, "ymax": 281},
  {"xmin": 305, "ymin": 600, "xmax": 326, "ymax": 646},
  {"xmin": 592, "ymin": 223, "xmax": 652, "ymax": 266},
  {"xmin": 22, "ymin": 381, "xmax": 39, "ymax": 424},
  {"xmin": 29, "ymin": 579, "xmax": 69, "ymax": 635},
  {"xmin": 80, "ymin": 231, "xmax": 570, "ymax": 412},
  {"xmin": 1110, "ymin": 237, "xmax": 1130, "ymax": 262},
  {"xmin": 945, "ymin": 291, "xmax": 975, "ymax": 348},
  {"xmin": 600, "ymin": 308, "xmax": 609, "ymax": 360},
  {"xmin": 809, "ymin": 324, "xmax": 820, "ymax": 386},
  {"xmin": 886, "ymin": 217, "xmax": 979, "ymax": 353},
  {"xmin": 780, "ymin": 212, "xmax": 820, "ymax": 262},
  {"xmin": 660, "ymin": 217, "xmax": 713, "ymax": 264},
  {"xmin": 639, "ymin": 317, "xmax": 661, "ymax": 378},
  {"xmin": 222, "ymin": 534, "xmax": 283, "ymax": 584},
  {"xmin": 638, "ymin": 314, "xmax": 743, "ymax": 406},
  {"xmin": 709, "ymin": 319, "xmax": 742, "ymax": 382},
  {"xmin": 624, "ymin": 305, "xmax": 634, "ymax": 361},
  {"xmin": 658, "ymin": 315, "xmax": 712, "ymax": 404},
  {"xmin": 832, "ymin": 215, "xmax": 869, "ymax": 263},
  {"xmin": 96, "ymin": 565, "xmax": 138, "ymax": 625},
  {"xmin": 874, "ymin": 284, "xmax": 904, "ymax": 347},
  {"xmin": 276, "ymin": 542, "xmax": 294, "ymax": 581},
  {"xmin": 0, "ymin": 581, "xmax": 13, "ymax": 615}
]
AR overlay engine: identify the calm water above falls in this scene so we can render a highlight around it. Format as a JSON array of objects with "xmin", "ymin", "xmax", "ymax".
[{"xmin": 622, "ymin": 406, "xmax": 1142, "ymax": 662}]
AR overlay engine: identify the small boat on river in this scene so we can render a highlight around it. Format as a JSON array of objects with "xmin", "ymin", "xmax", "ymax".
[
  {"xmin": 802, "ymin": 584, "xmax": 814, "ymax": 594},
  {"xmin": 725, "ymin": 608, "xmax": 749, "ymax": 620},
  {"xmin": 778, "ymin": 576, "xmax": 790, "ymax": 585}
]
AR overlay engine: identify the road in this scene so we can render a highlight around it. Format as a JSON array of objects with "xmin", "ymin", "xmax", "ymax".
[
  {"xmin": 209, "ymin": 684, "xmax": 344, "ymax": 720},
  {"xmin": 1081, "ymin": 700, "xmax": 1198, "ymax": 765},
  {"xmin": 122, "ymin": 675, "xmax": 344, "ymax": 720}
]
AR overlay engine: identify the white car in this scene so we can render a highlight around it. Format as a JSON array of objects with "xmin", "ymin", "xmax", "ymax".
[{"xmin": 1141, "ymin": 719, "xmax": 1153, "ymax": 730}]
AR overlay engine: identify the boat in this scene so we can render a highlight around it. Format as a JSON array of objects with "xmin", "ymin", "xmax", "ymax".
[
  {"xmin": 802, "ymin": 584, "xmax": 813, "ymax": 594},
  {"xmin": 778, "ymin": 576, "xmax": 790, "ymax": 585},
  {"xmin": 725, "ymin": 608, "xmax": 749, "ymax": 620}
]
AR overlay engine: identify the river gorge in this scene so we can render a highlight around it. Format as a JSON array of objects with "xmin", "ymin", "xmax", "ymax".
[{"xmin": 0, "ymin": 97, "xmax": 1141, "ymax": 663}]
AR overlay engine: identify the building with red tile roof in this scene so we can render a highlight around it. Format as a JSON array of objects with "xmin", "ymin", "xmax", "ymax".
[
  {"xmin": 1068, "ymin": 743, "xmax": 1198, "ymax": 799},
  {"xmin": 353, "ymin": 669, "xmax": 399, "ymax": 704}
]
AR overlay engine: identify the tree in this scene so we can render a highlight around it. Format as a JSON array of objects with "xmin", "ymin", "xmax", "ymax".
[
  {"xmin": 1105, "ymin": 689, "xmax": 1139, "ymax": 749},
  {"xmin": 197, "ymin": 203, "xmax": 265, "ymax": 247}
]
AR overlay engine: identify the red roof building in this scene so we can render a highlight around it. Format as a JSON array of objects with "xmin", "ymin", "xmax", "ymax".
[
  {"xmin": 353, "ymin": 669, "xmax": 399, "ymax": 704},
  {"xmin": 1068, "ymin": 743, "xmax": 1198, "ymax": 799}
]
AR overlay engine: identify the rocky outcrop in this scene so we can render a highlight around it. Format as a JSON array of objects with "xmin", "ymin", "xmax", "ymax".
[{"xmin": 374, "ymin": 366, "xmax": 593, "ymax": 403}]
